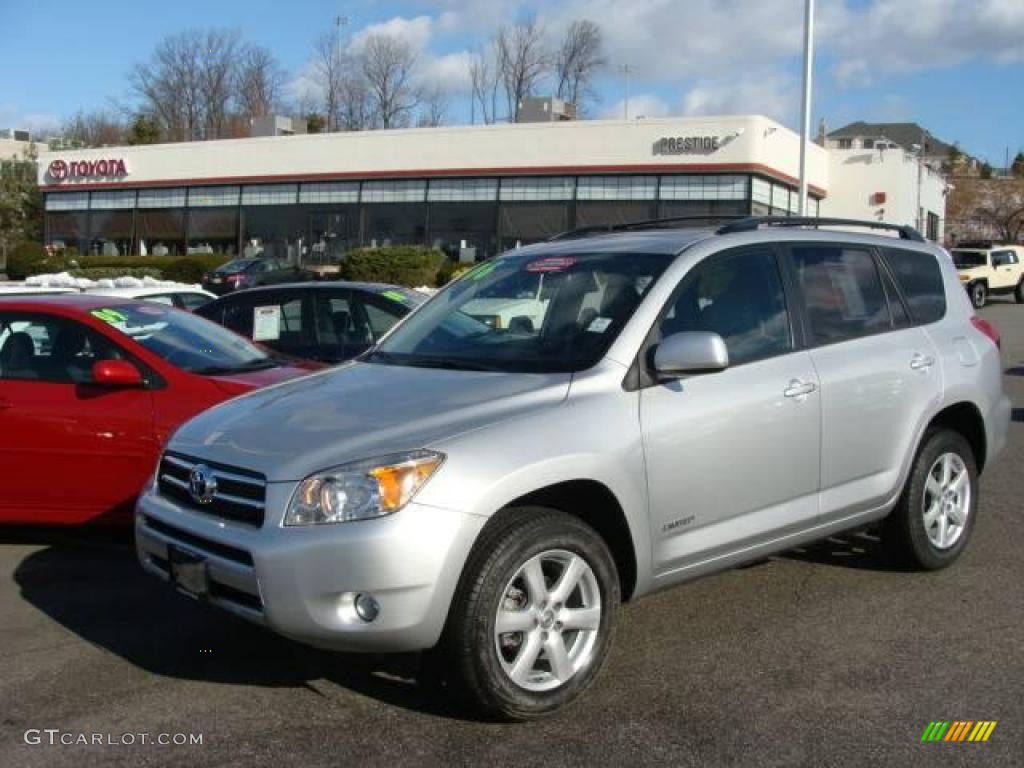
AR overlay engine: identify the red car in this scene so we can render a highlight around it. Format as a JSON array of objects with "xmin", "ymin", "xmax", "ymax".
[{"xmin": 0, "ymin": 295, "xmax": 318, "ymax": 525}]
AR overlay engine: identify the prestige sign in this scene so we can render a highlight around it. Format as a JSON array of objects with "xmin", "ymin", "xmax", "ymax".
[
  {"xmin": 653, "ymin": 135, "xmax": 724, "ymax": 156},
  {"xmin": 47, "ymin": 158, "xmax": 128, "ymax": 182}
]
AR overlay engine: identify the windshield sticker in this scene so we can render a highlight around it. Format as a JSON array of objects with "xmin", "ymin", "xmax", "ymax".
[
  {"xmin": 586, "ymin": 316, "xmax": 613, "ymax": 333},
  {"xmin": 380, "ymin": 290, "xmax": 408, "ymax": 303},
  {"xmin": 91, "ymin": 308, "xmax": 128, "ymax": 325},
  {"xmin": 252, "ymin": 306, "xmax": 281, "ymax": 341},
  {"xmin": 527, "ymin": 256, "xmax": 576, "ymax": 273}
]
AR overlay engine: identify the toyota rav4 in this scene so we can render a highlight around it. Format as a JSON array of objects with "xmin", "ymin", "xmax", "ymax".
[{"xmin": 137, "ymin": 217, "xmax": 1011, "ymax": 720}]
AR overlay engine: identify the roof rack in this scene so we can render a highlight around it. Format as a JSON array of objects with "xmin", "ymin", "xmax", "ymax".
[
  {"xmin": 548, "ymin": 214, "xmax": 748, "ymax": 241},
  {"xmin": 716, "ymin": 216, "xmax": 925, "ymax": 242}
]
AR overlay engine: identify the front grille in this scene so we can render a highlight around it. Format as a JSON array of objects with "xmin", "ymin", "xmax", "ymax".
[
  {"xmin": 158, "ymin": 451, "xmax": 266, "ymax": 527},
  {"xmin": 143, "ymin": 516, "xmax": 254, "ymax": 566}
]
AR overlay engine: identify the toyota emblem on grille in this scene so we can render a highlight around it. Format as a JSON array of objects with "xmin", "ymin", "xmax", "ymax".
[{"xmin": 188, "ymin": 464, "xmax": 217, "ymax": 504}]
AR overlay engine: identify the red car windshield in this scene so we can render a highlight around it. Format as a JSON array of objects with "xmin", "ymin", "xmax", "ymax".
[{"xmin": 90, "ymin": 304, "xmax": 279, "ymax": 374}]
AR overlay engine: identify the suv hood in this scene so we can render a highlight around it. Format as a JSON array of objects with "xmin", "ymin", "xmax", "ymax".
[{"xmin": 168, "ymin": 362, "xmax": 571, "ymax": 481}]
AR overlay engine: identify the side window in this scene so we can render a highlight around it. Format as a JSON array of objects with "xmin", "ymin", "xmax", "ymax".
[
  {"xmin": 315, "ymin": 293, "xmax": 373, "ymax": 358},
  {"xmin": 179, "ymin": 293, "xmax": 213, "ymax": 311},
  {"xmin": 220, "ymin": 299, "xmax": 254, "ymax": 337},
  {"xmin": 657, "ymin": 248, "xmax": 792, "ymax": 366},
  {"xmin": 791, "ymin": 245, "xmax": 890, "ymax": 345},
  {"xmin": 144, "ymin": 294, "xmax": 176, "ymax": 306},
  {"xmin": 878, "ymin": 265, "xmax": 912, "ymax": 328},
  {"xmin": 358, "ymin": 294, "xmax": 408, "ymax": 339},
  {"xmin": 0, "ymin": 315, "xmax": 122, "ymax": 383},
  {"xmin": 881, "ymin": 249, "xmax": 947, "ymax": 325},
  {"xmin": 992, "ymin": 250, "xmax": 1015, "ymax": 267}
]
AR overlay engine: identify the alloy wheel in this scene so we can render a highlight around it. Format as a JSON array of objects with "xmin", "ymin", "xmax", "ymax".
[{"xmin": 922, "ymin": 452, "xmax": 971, "ymax": 550}]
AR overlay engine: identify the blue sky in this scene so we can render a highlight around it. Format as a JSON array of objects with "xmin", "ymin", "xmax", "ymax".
[{"xmin": 1, "ymin": 0, "xmax": 1021, "ymax": 164}]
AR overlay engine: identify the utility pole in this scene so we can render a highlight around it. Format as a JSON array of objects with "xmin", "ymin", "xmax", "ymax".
[
  {"xmin": 797, "ymin": 0, "xmax": 815, "ymax": 216},
  {"xmin": 332, "ymin": 14, "xmax": 350, "ymax": 132},
  {"xmin": 620, "ymin": 64, "xmax": 632, "ymax": 120}
]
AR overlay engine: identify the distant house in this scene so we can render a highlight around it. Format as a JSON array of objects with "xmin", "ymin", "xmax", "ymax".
[{"xmin": 825, "ymin": 121, "xmax": 975, "ymax": 175}]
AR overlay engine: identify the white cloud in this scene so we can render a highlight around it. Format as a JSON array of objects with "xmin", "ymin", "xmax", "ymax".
[
  {"xmin": 348, "ymin": 15, "xmax": 436, "ymax": 53},
  {"xmin": 681, "ymin": 75, "xmax": 798, "ymax": 122}
]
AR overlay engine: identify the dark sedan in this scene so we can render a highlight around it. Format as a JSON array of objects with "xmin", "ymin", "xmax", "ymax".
[
  {"xmin": 201, "ymin": 258, "xmax": 315, "ymax": 295},
  {"xmin": 195, "ymin": 281, "xmax": 425, "ymax": 363}
]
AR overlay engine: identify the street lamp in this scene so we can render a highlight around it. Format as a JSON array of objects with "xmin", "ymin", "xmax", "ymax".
[{"xmin": 797, "ymin": 0, "xmax": 815, "ymax": 216}]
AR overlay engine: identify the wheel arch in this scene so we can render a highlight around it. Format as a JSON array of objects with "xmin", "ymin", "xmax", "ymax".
[{"xmin": 925, "ymin": 401, "xmax": 987, "ymax": 473}]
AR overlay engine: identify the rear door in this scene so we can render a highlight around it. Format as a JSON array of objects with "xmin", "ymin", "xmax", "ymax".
[
  {"xmin": 0, "ymin": 312, "xmax": 156, "ymax": 523},
  {"xmin": 786, "ymin": 243, "xmax": 942, "ymax": 520},
  {"xmin": 219, "ymin": 289, "xmax": 318, "ymax": 360},
  {"xmin": 312, "ymin": 288, "xmax": 369, "ymax": 362},
  {"xmin": 989, "ymin": 249, "xmax": 1020, "ymax": 291}
]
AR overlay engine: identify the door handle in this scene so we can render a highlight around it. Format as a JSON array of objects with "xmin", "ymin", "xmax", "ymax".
[
  {"xmin": 910, "ymin": 354, "xmax": 935, "ymax": 370},
  {"xmin": 783, "ymin": 379, "xmax": 817, "ymax": 399}
]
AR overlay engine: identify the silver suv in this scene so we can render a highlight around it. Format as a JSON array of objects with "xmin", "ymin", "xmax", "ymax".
[{"xmin": 137, "ymin": 217, "xmax": 1011, "ymax": 720}]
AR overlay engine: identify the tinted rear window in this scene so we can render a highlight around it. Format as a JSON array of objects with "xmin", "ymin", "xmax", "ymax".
[{"xmin": 881, "ymin": 249, "xmax": 946, "ymax": 325}]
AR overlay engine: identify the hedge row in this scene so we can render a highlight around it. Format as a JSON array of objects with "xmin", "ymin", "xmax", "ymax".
[
  {"xmin": 78, "ymin": 254, "xmax": 229, "ymax": 272},
  {"xmin": 340, "ymin": 246, "xmax": 448, "ymax": 287},
  {"xmin": 69, "ymin": 267, "xmax": 164, "ymax": 280}
]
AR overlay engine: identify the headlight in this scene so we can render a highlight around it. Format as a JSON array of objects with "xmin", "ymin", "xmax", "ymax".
[{"xmin": 284, "ymin": 450, "xmax": 444, "ymax": 526}]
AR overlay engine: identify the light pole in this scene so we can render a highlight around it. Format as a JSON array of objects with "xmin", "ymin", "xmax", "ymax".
[
  {"xmin": 620, "ymin": 64, "xmax": 632, "ymax": 120},
  {"xmin": 797, "ymin": 0, "xmax": 815, "ymax": 216}
]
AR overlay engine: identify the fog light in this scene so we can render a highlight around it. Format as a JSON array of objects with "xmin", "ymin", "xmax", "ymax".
[{"xmin": 354, "ymin": 593, "xmax": 380, "ymax": 622}]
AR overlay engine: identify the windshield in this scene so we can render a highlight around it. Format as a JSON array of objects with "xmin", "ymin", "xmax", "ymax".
[
  {"xmin": 951, "ymin": 250, "xmax": 988, "ymax": 269},
  {"xmin": 90, "ymin": 304, "xmax": 279, "ymax": 374},
  {"xmin": 216, "ymin": 259, "xmax": 259, "ymax": 274},
  {"xmin": 366, "ymin": 251, "xmax": 672, "ymax": 373}
]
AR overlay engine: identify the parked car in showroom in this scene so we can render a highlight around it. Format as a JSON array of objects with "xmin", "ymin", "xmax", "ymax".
[
  {"xmin": 0, "ymin": 295, "xmax": 318, "ymax": 525},
  {"xmin": 84, "ymin": 283, "xmax": 217, "ymax": 311},
  {"xmin": 136, "ymin": 217, "xmax": 1010, "ymax": 720},
  {"xmin": 951, "ymin": 241, "xmax": 1024, "ymax": 308},
  {"xmin": 195, "ymin": 282, "xmax": 424, "ymax": 363},
  {"xmin": 201, "ymin": 258, "xmax": 314, "ymax": 295}
]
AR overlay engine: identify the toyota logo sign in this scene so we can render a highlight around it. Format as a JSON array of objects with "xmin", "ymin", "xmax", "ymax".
[
  {"xmin": 48, "ymin": 159, "xmax": 69, "ymax": 181},
  {"xmin": 47, "ymin": 157, "xmax": 128, "ymax": 182}
]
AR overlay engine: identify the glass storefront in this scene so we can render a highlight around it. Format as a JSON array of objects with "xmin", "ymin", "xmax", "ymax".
[{"xmin": 44, "ymin": 173, "xmax": 821, "ymax": 261}]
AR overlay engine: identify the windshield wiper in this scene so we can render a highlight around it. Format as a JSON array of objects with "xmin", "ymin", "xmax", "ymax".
[
  {"xmin": 365, "ymin": 351, "xmax": 500, "ymax": 371},
  {"xmin": 193, "ymin": 358, "xmax": 280, "ymax": 375}
]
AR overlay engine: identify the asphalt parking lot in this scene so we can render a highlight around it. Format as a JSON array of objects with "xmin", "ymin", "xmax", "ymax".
[{"xmin": 1, "ymin": 301, "xmax": 1022, "ymax": 768}]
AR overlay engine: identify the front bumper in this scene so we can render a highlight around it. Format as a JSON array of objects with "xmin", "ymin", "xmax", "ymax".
[{"xmin": 136, "ymin": 484, "xmax": 486, "ymax": 652}]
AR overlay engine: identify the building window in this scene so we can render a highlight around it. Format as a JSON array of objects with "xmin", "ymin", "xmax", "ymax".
[
  {"xmin": 926, "ymin": 211, "xmax": 940, "ymax": 242},
  {"xmin": 862, "ymin": 138, "xmax": 875, "ymax": 149},
  {"xmin": 771, "ymin": 184, "xmax": 790, "ymax": 215},
  {"xmin": 242, "ymin": 205, "xmax": 307, "ymax": 262},
  {"xmin": 137, "ymin": 210, "xmax": 186, "ymax": 256},
  {"xmin": 138, "ymin": 188, "xmax": 187, "ymax": 208},
  {"xmin": 498, "ymin": 203, "xmax": 570, "ymax": 248},
  {"xmin": 837, "ymin": 138, "xmax": 853, "ymax": 149},
  {"xmin": 659, "ymin": 200, "xmax": 750, "ymax": 220},
  {"xmin": 188, "ymin": 186, "xmax": 241, "ymax": 207},
  {"xmin": 363, "ymin": 203, "xmax": 426, "ymax": 245},
  {"xmin": 428, "ymin": 202, "xmax": 498, "ymax": 260},
  {"xmin": 90, "ymin": 190, "xmax": 137, "ymax": 209},
  {"xmin": 241, "ymin": 184, "xmax": 298, "ymax": 206},
  {"xmin": 751, "ymin": 178, "xmax": 772, "ymax": 206},
  {"xmin": 361, "ymin": 180, "xmax": 426, "ymax": 203},
  {"xmin": 659, "ymin": 175, "xmax": 747, "ymax": 201},
  {"xmin": 576, "ymin": 176, "xmax": 657, "ymax": 201},
  {"xmin": 499, "ymin": 177, "xmax": 574, "ymax": 202},
  {"xmin": 45, "ymin": 193, "xmax": 89, "ymax": 211},
  {"xmin": 187, "ymin": 208, "xmax": 238, "ymax": 255},
  {"xmin": 45, "ymin": 212, "xmax": 89, "ymax": 253},
  {"xmin": 427, "ymin": 178, "xmax": 498, "ymax": 202},
  {"xmin": 299, "ymin": 182, "xmax": 360, "ymax": 204},
  {"xmin": 90, "ymin": 210, "xmax": 134, "ymax": 256}
]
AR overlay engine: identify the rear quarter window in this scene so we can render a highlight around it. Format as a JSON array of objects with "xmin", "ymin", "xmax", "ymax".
[{"xmin": 881, "ymin": 249, "xmax": 947, "ymax": 325}]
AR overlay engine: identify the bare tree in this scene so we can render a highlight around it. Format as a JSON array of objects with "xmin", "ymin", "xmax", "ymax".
[
  {"xmin": 496, "ymin": 19, "xmax": 550, "ymax": 121},
  {"xmin": 417, "ymin": 86, "xmax": 448, "ymax": 127},
  {"xmin": 199, "ymin": 29, "xmax": 243, "ymax": 140},
  {"xmin": 312, "ymin": 31, "xmax": 345, "ymax": 131},
  {"xmin": 131, "ymin": 31, "xmax": 203, "ymax": 141},
  {"xmin": 469, "ymin": 43, "xmax": 501, "ymax": 124},
  {"xmin": 61, "ymin": 110, "xmax": 127, "ymax": 147},
  {"xmin": 236, "ymin": 44, "xmax": 286, "ymax": 121},
  {"xmin": 946, "ymin": 177, "xmax": 1024, "ymax": 243},
  {"xmin": 360, "ymin": 34, "xmax": 421, "ymax": 129},
  {"xmin": 338, "ymin": 74, "xmax": 373, "ymax": 131},
  {"xmin": 555, "ymin": 20, "xmax": 606, "ymax": 113}
]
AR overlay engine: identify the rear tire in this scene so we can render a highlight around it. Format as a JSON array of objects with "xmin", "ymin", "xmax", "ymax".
[
  {"xmin": 883, "ymin": 428, "xmax": 978, "ymax": 570},
  {"xmin": 1015, "ymin": 279, "xmax": 1023, "ymax": 303},
  {"xmin": 442, "ymin": 507, "xmax": 620, "ymax": 721},
  {"xmin": 970, "ymin": 281, "xmax": 987, "ymax": 309}
]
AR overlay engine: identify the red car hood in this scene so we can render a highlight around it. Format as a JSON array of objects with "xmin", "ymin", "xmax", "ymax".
[{"xmin": 207, "ymin": 362, "xmax": 321, "ymax": 395}]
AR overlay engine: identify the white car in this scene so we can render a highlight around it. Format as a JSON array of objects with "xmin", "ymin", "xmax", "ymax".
[
  {"xmin": 0, "ymin": 284, "xmax": 79, "ymax": 296},
  {"xmin": 83, "ymin": 284, "xmax": 216, "ymax": 311}
]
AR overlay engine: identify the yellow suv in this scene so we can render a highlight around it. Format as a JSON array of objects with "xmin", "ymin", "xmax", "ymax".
[{"xmin": 951, "ymin": 242, "xmax": 1024, "ymax": 308}]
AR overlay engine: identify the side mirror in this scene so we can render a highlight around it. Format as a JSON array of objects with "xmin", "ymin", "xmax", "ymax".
[
  {"xmin": 92, "ymin": 359, "xmax": 144, "ymax": 387},
  {"xmin": 652, "ymin": 332, "xmax": 729, "ymax": 377}
]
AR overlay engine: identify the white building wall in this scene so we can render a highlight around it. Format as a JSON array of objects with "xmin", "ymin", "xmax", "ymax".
[
  {"xmin": 0, "ymin": 138, "xmax": 31, "ymax": 162},
  {"xmin": 37, "ymin": 116, "xmax": 828, "ymax": 194},
  {"xmin": 820, "ymin": 147, "xmax": 947, "ymax": 241}
]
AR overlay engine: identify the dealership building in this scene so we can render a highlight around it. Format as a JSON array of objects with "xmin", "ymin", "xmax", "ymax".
[{"xmin": 35, "ymin": 115, "xmax": 945, "ymax": 263}]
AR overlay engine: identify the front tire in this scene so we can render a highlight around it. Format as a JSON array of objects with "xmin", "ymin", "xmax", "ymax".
[
  {"xmin": 443, "ymin": 507, "xmax": 620, "ymax": 720},
  {"xmin": 883, "ymin": 428, "xmax": 978, "ymax": 570},
  {"xmin": 970, "ymin": 281, "xmax": 988, "ymax": 309}
]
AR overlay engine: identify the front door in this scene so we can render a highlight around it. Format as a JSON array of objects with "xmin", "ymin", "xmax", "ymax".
[
  {"xmin": 0, "ymin": 313, "xmax": 155, "ymax": 523},
  {"xmin": 640, "ymin": 246, "xmax": 821, "ymax": 579}
]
